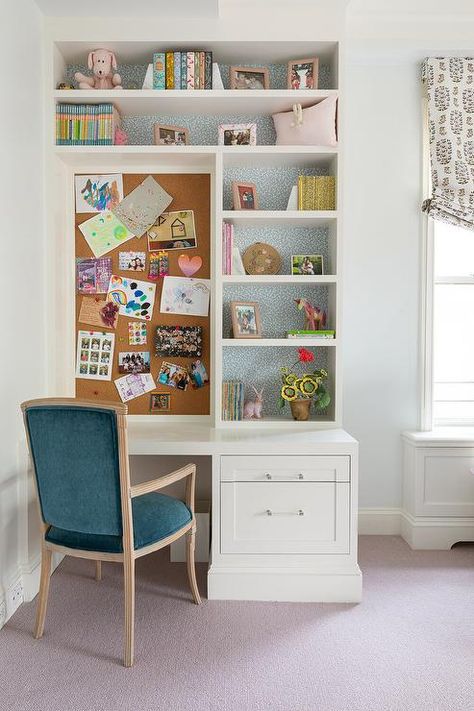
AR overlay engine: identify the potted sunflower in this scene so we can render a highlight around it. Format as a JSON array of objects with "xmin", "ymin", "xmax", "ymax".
[{"xmin": 279, "ymin": 347, "xmax": 330, "ymax": 421}]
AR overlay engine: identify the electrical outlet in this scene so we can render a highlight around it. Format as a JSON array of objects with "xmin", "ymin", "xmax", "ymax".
[{"xmin": 7, "ymin": 580, "xmax": 24, "ymax": 616}]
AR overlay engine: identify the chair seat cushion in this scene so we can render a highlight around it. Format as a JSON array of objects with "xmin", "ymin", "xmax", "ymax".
[{"xmin": 45, "ymin": 492, "xmax": 192, "ymax": 553}]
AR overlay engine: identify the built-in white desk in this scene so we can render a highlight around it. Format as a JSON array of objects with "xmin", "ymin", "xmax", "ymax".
[{"xmin": 128, "ymin": 422, "xmax": 362, "ymax": 602}]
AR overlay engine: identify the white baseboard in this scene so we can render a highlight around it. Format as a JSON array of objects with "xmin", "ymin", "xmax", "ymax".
[
  {"xmin": 358, "ymin": 508, "xmax": 402, "ymax": 535},
  {"xmin": 400, "ymin": 510, "xmax": 474, "ymax": 550}
]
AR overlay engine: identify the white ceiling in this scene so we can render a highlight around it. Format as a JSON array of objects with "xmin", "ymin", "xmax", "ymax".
[{"xmin": 33, "ymin": 0, "xmax": 219, "ymax": 17}]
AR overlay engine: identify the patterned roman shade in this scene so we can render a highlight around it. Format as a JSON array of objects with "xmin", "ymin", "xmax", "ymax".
[{"xmin": 422, "ymin": 57, "xmax": 474, "ymax": 229}]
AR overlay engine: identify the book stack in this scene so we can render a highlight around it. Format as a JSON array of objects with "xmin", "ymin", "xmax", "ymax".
[
  {"xmin": 222, "ymin": 381, "xmax": 245, "ymax": 420},
  {"xmin": 153, "ymin": 51, "xmax": 213, "ymax": 89},
  {"xmin": 298, "ymin": 176, "xmax": 336, "ymax": 211},
  {"xmin": 222, "ymin": 221, "xmax": 234, "ymax": 275},
  {"xmin": 287, "ymin": 330, "xmax": 335, "ymax": 339},
  {"xmin": 56, "ymin": 104, "xmax": 121, "ymax": 145}
]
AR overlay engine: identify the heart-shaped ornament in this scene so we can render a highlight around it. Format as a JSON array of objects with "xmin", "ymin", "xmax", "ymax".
[{"xmin": 178, "ymin": 254, "xmax": 202, "ymax": 277}]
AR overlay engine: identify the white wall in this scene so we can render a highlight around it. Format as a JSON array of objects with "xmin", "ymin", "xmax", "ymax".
[{"xmin": 0, "ymin": 0, "xmax": 44, "ymax": 620}]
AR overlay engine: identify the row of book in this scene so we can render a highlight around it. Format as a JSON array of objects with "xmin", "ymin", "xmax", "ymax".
[
  {"xmin": 222, "ymin": 380, "xmax": 244, "ymax": 420},
  {"xmin": 298, "ymin": 176, "xmax": 336, "ymax": 211},
  {"xmin": 56, "ymin": 103, "xmax": 121, "ymax": 145},
  {"xmin": 222, "ymin": 221, "xmax": 234, "ymax": 275},
  {"xmin": 153, "ymin": 51, "xmax": 213, "ymax": 90},
  {"xmin": 287, "ymin": 330, "xmax": 335, "ymax": 339}
]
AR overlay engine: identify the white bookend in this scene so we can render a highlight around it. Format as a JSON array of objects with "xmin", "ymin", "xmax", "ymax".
[
  {"xmin": 286, "ymin": 185, "xmax": 298, "ymax": 210},
  {"xmin": 142, "ymin": 63, "xmax": 153, "ymax": 89},
  {"xmin": 232, "ymin": 247, "xmax": 245, "ymax": 275},
  {"xmin": 212, "ymin": 62, "xmax": 224, "ymax": 90}
]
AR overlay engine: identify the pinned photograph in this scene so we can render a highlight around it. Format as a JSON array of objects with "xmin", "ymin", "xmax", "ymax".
[
  {"xmin": 232, "ymin": 181, "xmax": 258, "ymax": 210},
  {"xmin": 118, "ymin": 351, "xmax": 150, "ymax": 374},
  {"xmin": 287, "ymin": 57, "xmax": 319, "ymax": 90},
  {"xmin": 150, "ymin": 393, "xmax": 171, "ymax": 412},
  {"xmin": 75, "ymin": 174, "xmax": 123, "ymax": 213},
  {"xmin": 147, "ymin": 210, "xmax": 197, "ymax": 251},
  {"xmin": 230, "ymin": 301, "xmax": 262, "ymax": 339},
  {"xmin": 119, "ymin": 252, "xmax": 146, "ymax": 271},
  {"xmin": 155, "ymin": 325, "xmax": 202, "ymax": 358},
  {"xmin": 154, "ymin": 124, "xmax": 189, "ymax": 146},
  {"xmin": 190, "ymin": 360, "xmax": 208, "ymax": 388},
  {"xmin": 218, "ymin": 123, "xmax": 256, "ymax": 146},
  {"xmin": 157, "ymin": 361, "xmax": 191, "ymax": 391},
  {"xmin": 76, "ymin": 330, "xmax": 115, "ymax": 380},
  {"xmin": 291, "ymin": 254, "xmax": 324, "ymax": 276},
  {"xmin": 230, "ymin": 66, "xmax": 269, "ymax": 90}
]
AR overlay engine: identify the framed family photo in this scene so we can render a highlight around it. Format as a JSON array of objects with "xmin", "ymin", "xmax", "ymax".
[
  {"xmin": 218, "ymin": 123, "xmax": 257, "ymax": 146},
  {"xmin": 287, "ymin": 57, "xmax": 319, "ymax": 90},
  {"xmin": 230, "ymin": 301, "xmax": 262, "ymax": 339},
  {"xmin": 232, "ymin": 181, "xmax": 258, "ymax": 210},
  {"xmin": 230, "ymin": 66, "xmax": 269, "ymax": 90},
  {"xmin": 153, "ymin": 124, "xmax": 189, "ymax": 146},
  {"xmin": 291, "ymin": 254, "xmax": 324, "ymax": 276},
  {"xmin": 150, "ymin": 392, "xmax": 171, "ymax": 412}
]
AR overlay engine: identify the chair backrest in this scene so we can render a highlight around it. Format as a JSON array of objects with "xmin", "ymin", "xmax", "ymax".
[{"xmin": 22, "ymin": 399, "xmax": 128, "ymax": 536}]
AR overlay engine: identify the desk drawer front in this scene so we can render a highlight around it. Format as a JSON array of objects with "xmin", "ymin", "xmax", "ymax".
[
  {"xmin": 220, "ymin": 455, "xmax": 350, "ymax": 483},
  {"xmin": 415, "ymin": 449, "xmax": 474, "ymax": 516},
  {"xmin": 221, "ymin": 481, "xmax": 350, "ymax": 554}
]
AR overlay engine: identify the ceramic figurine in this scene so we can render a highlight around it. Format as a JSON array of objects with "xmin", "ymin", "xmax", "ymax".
[
  {"xmin": 75, "ymin": 49, "xmax": 123, "ymax": 90},
  {"xmin": 243, "ymin": 387, "xmax": 264, "ymax": 419},
  {"xmin": 295, "ymin": 297, "xmax": 326, "ymax": 331}
]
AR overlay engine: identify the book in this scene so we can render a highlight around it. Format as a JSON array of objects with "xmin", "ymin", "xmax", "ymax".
[
  {"xmin": 56, "ymin": 103, "xmax": 120, "ymax": 145},
  {"xmin": 186, "ymin": 51, "xmax": 195, "ymax": 89},
  {"xmin": 194, "ymin": 51, "xmax": 200, "ymax": 89},
  {"xmin": 199, "ymin": 51, "xmax": 205, "ymax": 90},
  {"xmin": 152, "ymin": 52, "xmax": 166, "ymax": 89},
  {"xmin": 222, "ymin": 380, "xmax": 244, "ymax": 420},
  {"xmin": 298, "ymin": 176, "xmax": 336, "ymax": 211},
  {"xmin": 204, "ymin": 52, "xmax": 213, "ymax": 89},
  {"xmin": 174, "ymin": 51, "xmax": 181, "ymax": 89},
  {"xmin": 287, "ymin": 329, "xmax": 335, "ymax": 339},
  {"xmin": 165, "ymin": 51, "xmax": 174, "ymax": 89},
  {"xmin": 181, "ymin": 52, "xmax": 187, "ymax": 89}
]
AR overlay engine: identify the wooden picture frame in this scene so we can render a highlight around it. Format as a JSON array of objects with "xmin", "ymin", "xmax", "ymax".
[
  {"xmin": 153, "ymin": 124, "xmax": 189, "ymax": 146},
  {"xmin": 218, "ymin": 122, "xmax": 257, "ymax": 146},
  {"xmin": 230, "ymin": 301, "xmax": 262, "ymax": 339},
  {"xmin": 232, "ymin": 181, "xmax": 258, "ymax": 210},
  {"xmin": 287, "ymin": 57, "xmax": 319, "ymax": 90},
  {"xmin": 150, "ymin": 392, "xmax": 171, "ymax": 411},
  {"xmin": 230, "ymin": 66, "xmax": 269, "ymax": 90}
]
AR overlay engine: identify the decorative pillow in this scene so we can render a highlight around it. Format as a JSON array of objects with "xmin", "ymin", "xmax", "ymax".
[{"xmin": 272, "ymin": 96, "xmax": 338, "ymax": 146}]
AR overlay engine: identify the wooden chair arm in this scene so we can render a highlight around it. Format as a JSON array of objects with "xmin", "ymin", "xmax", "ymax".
[{"xmin": 130, "ymin": 463, "xmax": 196, "ymax": 513}]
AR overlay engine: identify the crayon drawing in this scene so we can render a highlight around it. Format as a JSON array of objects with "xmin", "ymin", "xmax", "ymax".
[{"xmin": 75, "ymin": 174, "xmax": 123, "ymax": 213}]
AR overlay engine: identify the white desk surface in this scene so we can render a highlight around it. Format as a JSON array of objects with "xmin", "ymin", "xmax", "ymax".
[
  {"xmin": 403, "ymin": 428, "xmax": 474, "ymax": 446},
  {"xmin": 127, "ymin": 421, "xmax": 357, "ymax": 456}
]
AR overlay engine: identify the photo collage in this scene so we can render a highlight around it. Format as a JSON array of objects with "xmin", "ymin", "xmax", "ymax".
[{"xmin": 75, "ymin": 173, "xmax": 210, "ymax": 413}]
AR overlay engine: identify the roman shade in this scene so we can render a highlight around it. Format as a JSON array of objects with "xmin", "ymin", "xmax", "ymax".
[{"xmin": 422, "ymin": 57, "xmax": 474, "ymax": 229}]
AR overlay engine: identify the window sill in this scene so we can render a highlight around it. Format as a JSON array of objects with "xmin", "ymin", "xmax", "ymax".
[{"xmin": 402, "ymin": 427, "xmax": 474, "ymax": 446}]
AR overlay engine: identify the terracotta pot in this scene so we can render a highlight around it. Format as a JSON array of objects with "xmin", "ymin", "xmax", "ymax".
[{"xmin": 290, "ymin": 399, "xmax": 311, "ymax": 421}]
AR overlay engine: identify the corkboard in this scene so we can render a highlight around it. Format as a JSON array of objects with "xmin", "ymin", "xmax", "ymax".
[{"xmin": 75, "ymin": 173, "xmax": 211, "ymax": 415}]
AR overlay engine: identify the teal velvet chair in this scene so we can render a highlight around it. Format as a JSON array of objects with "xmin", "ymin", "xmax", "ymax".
[{"xmin": 21, "ymin": 398, "xmax": 201, "ymax": 667}]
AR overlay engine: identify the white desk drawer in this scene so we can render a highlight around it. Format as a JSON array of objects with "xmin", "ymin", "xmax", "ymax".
[
  {"xmin": 415, "ymin": 448, "xmax": 474, "ymax": 516},
  {"xmin": 220, "ymin": 455, "xmax": 350, "ymax": 483},
  {"xmin": 221, "ymin": 481, "xmax": 350, "ymax": 554}
]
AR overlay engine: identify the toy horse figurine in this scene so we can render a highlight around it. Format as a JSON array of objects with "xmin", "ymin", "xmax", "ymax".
[
  {"xmin": 295, "ymin": 298, "xmax": 326, "ymax": 331},
  {"xmin": 243, "ymin": 387, "xmax": 264, "ymax": 419}
]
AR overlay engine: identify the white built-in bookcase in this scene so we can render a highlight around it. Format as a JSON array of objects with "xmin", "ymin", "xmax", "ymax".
[{"xmin": 47, "ymin": 39, "xmax": 342, "ymax": 429}]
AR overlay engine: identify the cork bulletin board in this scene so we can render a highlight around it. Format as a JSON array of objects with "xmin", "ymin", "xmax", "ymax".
[{"xmin": 75, "ymin": 173, "xmax": 211, "ymax": 415}]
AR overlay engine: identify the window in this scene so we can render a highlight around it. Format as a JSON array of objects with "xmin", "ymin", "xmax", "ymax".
[{"xmin": 430, "ymin": 220, "xmax": 474, "ymax": 425}]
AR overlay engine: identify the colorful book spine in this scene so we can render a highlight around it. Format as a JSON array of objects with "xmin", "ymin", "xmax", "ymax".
[
  {"xmin": 194, "ymin": 51, "xmax": 200, "ymax": 89},
  {"xmin": 222, "ymin": 381, "xmax": 244, "ymax": 420},
  {"xmin": 186, "ymin": 51, "xmax": 195, "ymax": 89},
  {"xmin": 181, "ymin": 52, "xmax": 187, "ymax": 89},
  {"xmin": 204, "ymin": 52, "xmax": 213, "ymax": 89},
  {"xmin": 173, "ymin": 51, "xmax": 181, "ymax": 89},
  {"xmin": 199, "ymin": 51, "xmax": 205, "ymax": 90},
  {"xmin": 153, "ymin": 52, "xmax": 166, "ymax": 89},
  {"xmin": 165, "ymin": 51, "xmax": 174, "ymax": 89},
  {"xmin": 298, "ymin": 176, "xmax": 336, "ymax": 211},
  {"xmin": 55, "ymin": 103, "xmax": 117, "ymax": 145}
]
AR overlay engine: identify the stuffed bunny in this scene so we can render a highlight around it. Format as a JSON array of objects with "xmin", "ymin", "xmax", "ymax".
[
  {"xmin": 243, "ymin": 387, "xmax": 264, "ymax": 419},
  {"xmin": 75, "ymin": 49, "xmax": 123, "ymax": 90}
]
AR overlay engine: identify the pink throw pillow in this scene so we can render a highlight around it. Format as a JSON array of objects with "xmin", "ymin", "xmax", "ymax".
[{"xmin": 272, "ymin": 96, "xmax": 338, "ymax": 146}]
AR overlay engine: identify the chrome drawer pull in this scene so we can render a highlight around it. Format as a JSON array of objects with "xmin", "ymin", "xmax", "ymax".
[
  {"xmin": 266, "ymin": 509, "xmax": 304, "ymax": 517},
  {"xmin": 262, "ymin": 473, "xmax": 304, "ymax": 480},
  {"xmin": 298, "ymin": 473, "xmax": 304, "ymax": 480},
  {"xmin": 265, "ymin": 472, "xmax": 272, "ymax": 480}
]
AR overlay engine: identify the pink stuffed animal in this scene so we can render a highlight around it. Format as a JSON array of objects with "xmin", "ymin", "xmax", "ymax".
[
  {"xmin": 243, "ymin": 387, "xmax": 264, "ymax": 419},
  {"xmin": 75, "ymin": 49, "xmax": 123, "ymax": 90}
]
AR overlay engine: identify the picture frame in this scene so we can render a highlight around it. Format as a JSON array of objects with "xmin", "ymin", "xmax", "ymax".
[
  {"xmin": 287, "ymin": 57, "xmax": 319, "ymax": 90},
  {"xmin": 230, "ymin": 301, "xmax": 262, "ymax": 339},
  {"xmin": 153, "ymin": 124, "xmax": 189, "ymax": 146},
  {"xmin": 230, "ymin": 66, "xmax": 269, "ymax": 90},
  {"xmin": 218, "ymin": 123, "xmax": 257, "ymax": 146},
  {"xmin": 150, "ymin": 392, "xmax": 171, "ymax": 412},
  {"xmin": 291, "ymin": 254, "xmax": 324, "ymax": 276},
  {"xmin": 232, "ymin": 181, "xmax": 259, "ymax": 210}
]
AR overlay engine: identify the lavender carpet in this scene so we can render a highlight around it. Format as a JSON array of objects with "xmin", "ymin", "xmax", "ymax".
[{"xmin": 1, "ymin": 536, "xmax": 473, "ymax": 711}]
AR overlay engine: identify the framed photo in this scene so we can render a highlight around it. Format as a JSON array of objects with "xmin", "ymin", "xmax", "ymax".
[
  {"xmin": 230, "ymin": 66, "xmax": 269, "ymax": 90},
  {"xmin": 230, "ymin": 301, "xmax": 262, "ymax": 339},
  {"xmin": 287, "ymin": 57, "xmax": 319, "ymax": 90},
  {"xmin": 157, "ymin": 361, "xmax": 191, "ymax": 391},
  {"xmin": 232, "ymin": 181, "xmax": 258, "ymax": 210},
  {"xmin": 291, "ymin": 254, "xmax": 324, "ymax": 276},
  {"xmin": 150, "ymin": 393, "xmax": 171, "ymax": 412},
  {"xmin": 153, "ymin": 124, "xmax": 189, "ymax": 146},
  {"xmin": 218, "ymin": 123, "xmax": 256, "ymax": 146}
]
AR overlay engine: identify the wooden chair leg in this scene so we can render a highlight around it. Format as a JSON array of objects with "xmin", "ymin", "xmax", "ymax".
[
  {"xmin": 34, "ymin": 546, "xmax": 52, "ymax": 639},
  {"xmin": 95, "ymin": 561, "xmax": 102, "ymax": 581},
  {"xmin": 186, "ymin": 527, "xmax": 201, "ymax": 605},
  {"xmin": 123, "ymin": 555, "xmax": 135, "ymax": 667}
]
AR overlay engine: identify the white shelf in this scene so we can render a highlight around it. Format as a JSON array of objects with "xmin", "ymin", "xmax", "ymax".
[
  {"xmin": 222, "ymin": 146, "xmax": 338, "ymax": 169},
  {"xmin": 217, "ymin": 416, "xmax": 337, "ymax": 429},
  {"xmin": 222, "ymin": 275, "xmax": 337, "ymax": 284},
  {"xmin": 222, "ymin": 338, "xmax": 337, "ymax": 347},
  {"xmin": 222, "ymin": 210, "xmax": 337, "ymax": 227},
  {"xmin": 53, "ymin": 89, "xmax": 338, "ymax": 116},
  {"xmin": 54, "ymin": 144, "xmax": 216, "ymax": 168}
]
